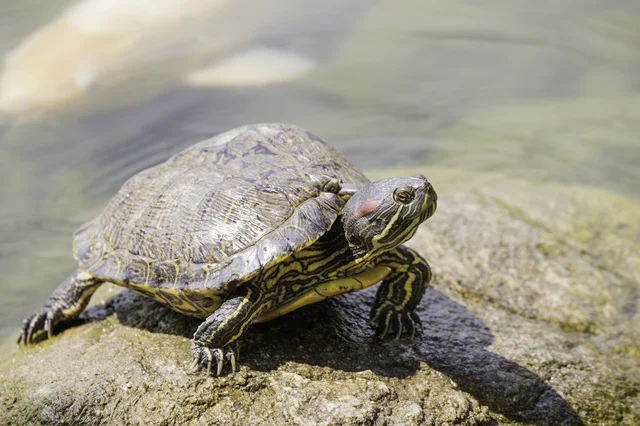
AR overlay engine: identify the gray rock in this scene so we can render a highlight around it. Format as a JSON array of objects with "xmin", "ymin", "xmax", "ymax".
[{"xmin": 1, "ymin": 168, "xmax": 638, "ymax": 425}]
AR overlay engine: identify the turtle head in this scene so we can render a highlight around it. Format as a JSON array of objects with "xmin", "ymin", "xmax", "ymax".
[{"xmin": 341, "ymin": 174, "xmax": 437, "ymax": 258}]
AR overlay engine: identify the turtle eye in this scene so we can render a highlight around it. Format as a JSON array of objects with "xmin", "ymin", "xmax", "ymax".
[{"xmin": 393, "ymin": 187, "xmax": 415, "ymax": 204}]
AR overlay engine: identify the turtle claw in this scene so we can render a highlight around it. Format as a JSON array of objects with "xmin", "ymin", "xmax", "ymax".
[
  {"xmin": 411, "ymin": 312, "xmax": 423, "ymax": 332},
  {"xmin": 190, "ymin": 342, "xmax": 239, "ymax": 377},
  {"xmin": 46, "ymin": 314, "xmax": 54, "ymax": 340},
  {"xmin": 213, "ymin": 348, "xmax": 224, "ymax": 376},
  {"xmin": 226, "ymin": 348, "xmax": 237, "ymax": 372},
  {"xmin": 406, "ymin": 315, "xmax": 416, "ymax": 340},
  {"xmin": 188, "ymin": 359, "xmax": 200, "ymax": 373},
  {"xmin": 378, "ymin": 310, "xmax": 393, "ymax": 340},
  {"xmin": 394, "ymin": 316, "xmax": 404, "ymax": 341},
  {"xmin": 18, "ymin": 308, "xmax": 55, "ymax": 346},
  {"xmin": 369, "ymin": 307, "xmax": 422, "ymax": 341}
]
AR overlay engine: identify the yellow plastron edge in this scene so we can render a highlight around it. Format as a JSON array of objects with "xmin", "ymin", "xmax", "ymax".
[{"xmin": 253, "ymin": 266, "xmax": 392, "ymax": 324}]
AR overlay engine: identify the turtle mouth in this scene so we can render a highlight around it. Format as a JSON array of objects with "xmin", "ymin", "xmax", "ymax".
[
  {"xmin": 427, "ymin": 199, "xmax": 437, "ymax": 219},
  {"xmin": 423, "ymin": 183, "xmax": 437, "ymax": 220}
]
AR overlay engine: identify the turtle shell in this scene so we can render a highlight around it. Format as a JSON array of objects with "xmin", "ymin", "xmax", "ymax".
[{"xmin": 72, "ymin": 123, "xmax": 369, "ymax": 298}]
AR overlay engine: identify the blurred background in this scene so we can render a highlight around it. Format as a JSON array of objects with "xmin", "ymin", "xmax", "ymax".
[{"xmin": 0, "ymin": 0, "xmax": 639, "ymax": 342}]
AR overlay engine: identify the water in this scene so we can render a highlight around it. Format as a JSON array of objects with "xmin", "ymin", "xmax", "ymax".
[{"xmin": 0, "ymin": 0, "xmax": 639, "ymax": 342}]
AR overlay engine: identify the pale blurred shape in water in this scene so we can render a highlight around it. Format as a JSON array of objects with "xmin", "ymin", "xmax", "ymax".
[
  {"xmin": 184, "ymin": 47, "xmax": 316, "ymax": 87},
  {"xmin": 0, "ymin": 0, "xmax": 351, "ymax": 114}
]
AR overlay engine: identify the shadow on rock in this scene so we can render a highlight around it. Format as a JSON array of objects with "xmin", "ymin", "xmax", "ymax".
[
  {"xmin": 416, "ymin": 290, "xmax": 583, "ymax": 426},
  {"xmin": 75, "ymin": 286, "xmax": 582, "ymax": 425}
]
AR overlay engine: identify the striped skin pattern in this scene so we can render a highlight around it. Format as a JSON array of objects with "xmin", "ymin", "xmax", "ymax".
[
  {"xmin": 18, "ymin": 270, "xmax": 101, "ymax": 345},
  {"xmin": 18, "ymin": 123, "xmax": 437, "ymax": 376},
  {"xmin": 368, "ymin": 246, "xmax": 432, "ymax": 340}
]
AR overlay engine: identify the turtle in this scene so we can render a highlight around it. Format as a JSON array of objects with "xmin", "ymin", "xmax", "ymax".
[{"xmin": 18, "ymin": 123, "xmax": 437, "ymax": 376}]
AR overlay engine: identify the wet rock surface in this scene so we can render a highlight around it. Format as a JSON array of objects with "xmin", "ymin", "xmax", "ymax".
[{"xmin": 1, "ymin": 168, "xmax": 638, "ymax": 425}]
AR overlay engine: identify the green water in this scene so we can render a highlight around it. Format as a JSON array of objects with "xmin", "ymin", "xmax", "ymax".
[{"xmin": 0, "ymin": 0, "xmax": 639, "ymax": 342}]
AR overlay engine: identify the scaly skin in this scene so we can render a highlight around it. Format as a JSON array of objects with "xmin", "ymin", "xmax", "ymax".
[
  {"xmin": 188, "ymin": 223, "xmax": 433, "ymax": 376},
  {"xmin": 18, "ymin": 269, "xmax": 103, "ymax": 344},
  {"xmin": 369, "ymin": 246, "xmax": 431, "ymax": 340},
  {"xmin": 191, "ymin": 284, "xmax": 264, "ymax": 376},
  {"xmin": 186, "ymin": 244, "xmax": 431, "ymax": 376}
]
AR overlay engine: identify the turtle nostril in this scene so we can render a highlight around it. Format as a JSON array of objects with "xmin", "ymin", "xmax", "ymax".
[{"xmin": 420, "ymin": 181, "xmax": 433, "ymax": 195}]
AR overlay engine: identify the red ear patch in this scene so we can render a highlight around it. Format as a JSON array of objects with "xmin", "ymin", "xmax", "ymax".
[{"xmin": 350, "ymin": 199, "xmax": 382, "ymax": 219}]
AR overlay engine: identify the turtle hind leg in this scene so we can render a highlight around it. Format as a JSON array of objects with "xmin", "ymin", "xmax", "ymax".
[
  {"xmin": 18, "ymin": 268, "xmax": 103, "ymax": 345},
  {"xmin": 191, "ymin": 284, "xmax": 264, "ymax": 376},
  {"xmin": 369, "ymin": 246, "xmax": 432, "ymax": 340}
]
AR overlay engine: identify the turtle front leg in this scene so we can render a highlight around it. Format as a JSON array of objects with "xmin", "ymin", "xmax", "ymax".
[
  {"xmin": 191, "ymin": 285, "xmax": 265, "ymax": 376},
  {"xmin": 19, "ymin": 268, "xmax": 103, "ymax": 344},
  {"xmin": 369, "ymin": 245, "xmax": 432, "ymax": 340}
]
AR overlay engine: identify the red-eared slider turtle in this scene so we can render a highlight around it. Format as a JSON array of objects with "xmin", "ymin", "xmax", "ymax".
[{"xmin": 19, "ymin": 123, "xmax": 437, "ymax": 376}]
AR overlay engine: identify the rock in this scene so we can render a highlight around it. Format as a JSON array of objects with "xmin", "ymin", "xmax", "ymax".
[{"xmin": 1, "ymin": 168, "xmax": 638, "ymax": 425}]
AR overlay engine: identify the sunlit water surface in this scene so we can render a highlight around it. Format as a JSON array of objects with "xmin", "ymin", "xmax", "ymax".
[{"xmin": 0, "ymin": 0, "xmax": 639, "ymax": 342}]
